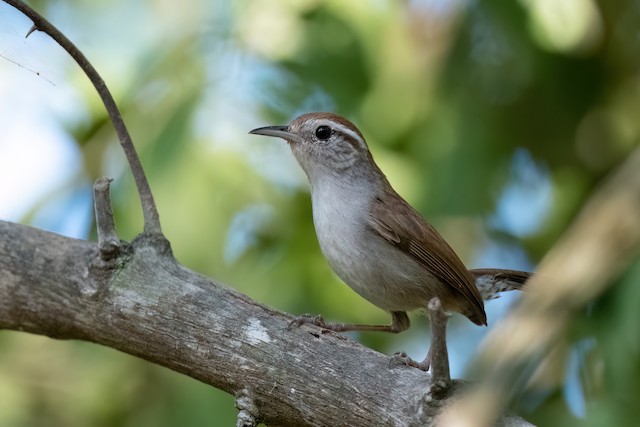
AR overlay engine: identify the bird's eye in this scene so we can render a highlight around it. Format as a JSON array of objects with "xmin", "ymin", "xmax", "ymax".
[{"xmin": 315, "ymin": 125, "xmax": 332, "ymax": 140}]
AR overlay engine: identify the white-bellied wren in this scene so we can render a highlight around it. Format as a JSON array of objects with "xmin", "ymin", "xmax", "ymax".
[{"xmin": 250, "ymin": 112, "xmax": 530, "ymax": 371}]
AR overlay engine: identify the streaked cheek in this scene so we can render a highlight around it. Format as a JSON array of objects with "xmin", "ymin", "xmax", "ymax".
[{"xmin": 325, "ymin": 141, "xmax": 359, "ymax": 167}]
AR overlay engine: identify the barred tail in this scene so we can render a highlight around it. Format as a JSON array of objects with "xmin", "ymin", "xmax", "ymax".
[{"xmin": 468, "ymin": 268, "xmax": 532, "ymax": 301}]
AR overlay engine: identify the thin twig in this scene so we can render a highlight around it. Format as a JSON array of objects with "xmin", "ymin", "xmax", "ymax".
[
  {"xmin": 93, "ymin": 177, "xmax": 121, "ymax": 260},
  {"xmin": 2, "ymin": 0, "xmax": 163, "ymax": 235}
]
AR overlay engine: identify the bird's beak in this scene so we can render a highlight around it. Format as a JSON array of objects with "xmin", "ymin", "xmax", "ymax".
[{"xmin": 249, "ymin": 125, "xmax": 303, "ymax": 144}]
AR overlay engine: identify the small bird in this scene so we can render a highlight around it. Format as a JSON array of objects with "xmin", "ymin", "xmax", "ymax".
[{"xmin": 250, "ymin": 112, "xmax": 530, "ymax": 370}]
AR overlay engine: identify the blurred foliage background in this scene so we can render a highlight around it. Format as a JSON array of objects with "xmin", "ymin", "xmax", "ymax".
[{"xmin": 0, "ymin": 0, "xmax": 639, "ymax": 425}]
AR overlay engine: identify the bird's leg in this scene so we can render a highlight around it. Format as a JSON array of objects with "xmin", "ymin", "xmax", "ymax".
[
  {"xmin": 425, "ymin": 298, "xmax": 451, "ymax": 394},
  {"xmin": 391, "ymin": 297, "xmax": 452, "ymax": 389},
  {"xmin": 288, "ymin": 311, "xmax": 410, "ymax": 334}
]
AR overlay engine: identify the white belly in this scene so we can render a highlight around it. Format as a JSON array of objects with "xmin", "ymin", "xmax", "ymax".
[{"xmin": 311, "ymin": 185, "xmax": 437, "ymax": 312}]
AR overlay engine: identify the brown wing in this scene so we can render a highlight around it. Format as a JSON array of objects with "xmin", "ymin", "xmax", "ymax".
[{"xmin": 368, "ymin": 191, "xmax": 487, "ymax": 325}]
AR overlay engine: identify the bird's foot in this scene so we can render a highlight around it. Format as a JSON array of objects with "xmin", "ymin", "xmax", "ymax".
[
  {"xmin": 389, "ymin": 351, "xmax": 431, "ymax": 371},
  {"xmin": 287, "ymin": 313, "xmax": 330, "ymax": 331}
]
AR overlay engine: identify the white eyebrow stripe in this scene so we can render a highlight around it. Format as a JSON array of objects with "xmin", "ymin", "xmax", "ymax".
[{"xmin": 331, "ymin": 122, "xmax": 366, "ymax": 149}]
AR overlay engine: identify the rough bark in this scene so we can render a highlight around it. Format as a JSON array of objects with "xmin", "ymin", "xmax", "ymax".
[{"xmin": 0, "ymin": 219, "xmax": 529, "ymax": 426}]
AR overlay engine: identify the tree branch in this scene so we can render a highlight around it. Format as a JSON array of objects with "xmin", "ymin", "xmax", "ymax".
[
  {"xmin": 2, "ymin": 0, "xmax": 162, "ymax": 235},
  {"xmin": 437, "ymin": 146, "xmax": 640, "ymax": 426},
  {"xmin": 0, "ymin": 217, "xmax": 531, "ymax": 426}
]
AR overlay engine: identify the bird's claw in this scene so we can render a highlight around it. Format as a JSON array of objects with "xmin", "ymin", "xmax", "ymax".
[
  {"xmin": 287, "ymin": 314, "xmax": 328, "ymax": 331},
  {"xmin": 389, "ymin": 351, "xmax": 431, "ymax": 371}
]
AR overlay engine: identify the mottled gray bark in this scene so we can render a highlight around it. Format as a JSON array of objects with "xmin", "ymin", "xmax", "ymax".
[{"xmin": 0, "ymin": 218, "xmax": 530, "ymax": 426}]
